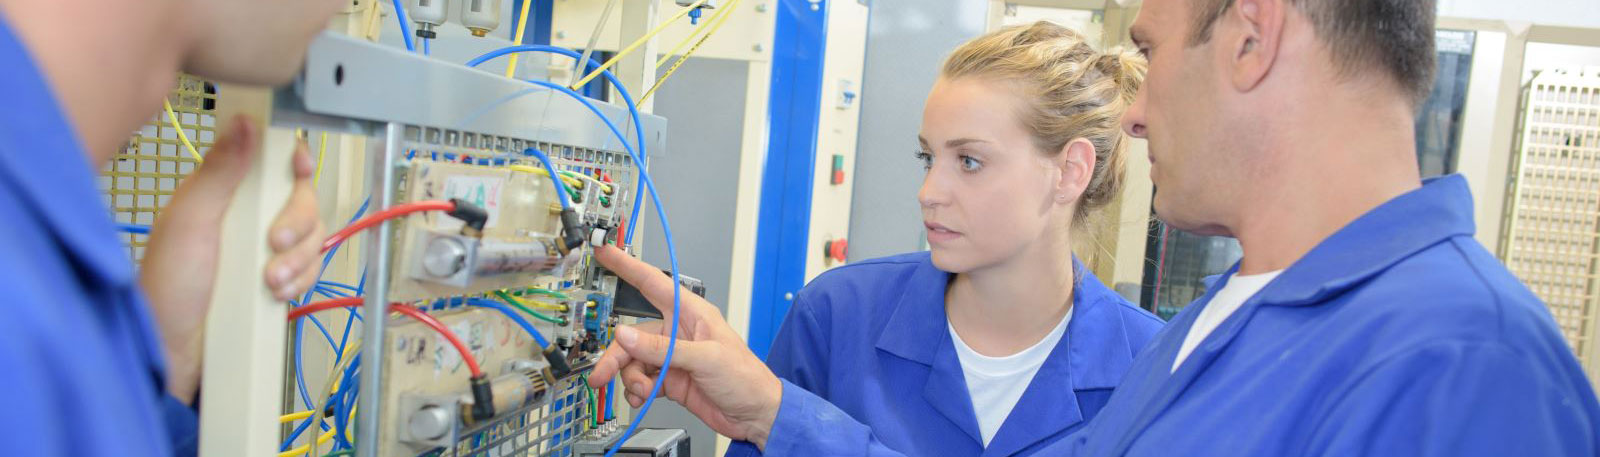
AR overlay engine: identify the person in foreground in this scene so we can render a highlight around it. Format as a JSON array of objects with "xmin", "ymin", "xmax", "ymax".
[
  {"xmin": 0, "ymin": 0, "xmax": 340, "ymax": 455},
  {"xmin": 589, "ymin": 0, "xmax": 1600, "ymax": 455}
]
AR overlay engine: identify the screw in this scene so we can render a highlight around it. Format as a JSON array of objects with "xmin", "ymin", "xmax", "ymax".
[{"xmin": 753, "ymin": 44, "xmax": 764, "ymax": 52}]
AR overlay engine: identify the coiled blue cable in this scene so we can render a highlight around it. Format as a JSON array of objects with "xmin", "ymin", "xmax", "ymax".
[
  {"xmin": 464, "ymin": 45, "xmax": 651, "ymax": 246},
  {"xmin": 515, "ymin": 78, "xmax": 682, "ymax": 457}
]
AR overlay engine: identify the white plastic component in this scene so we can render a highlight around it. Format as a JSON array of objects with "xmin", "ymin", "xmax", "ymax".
[
  {"xmin": 460, "ymin": 0, "xmax": 503, "ymax": 37},
  {"xmin": 392, "ymin": 161, "xmax": 575, "ymax": 302},
  {"xmin": 407, "ymin": 0, "xmax": 448, "ymax": 26},
  {"xmin": 673, "ymin": 0, "xmax": 718, "ymax": 8},
  {"xmin": 589, "ymin": 227, "xmax": 608, "ymax": 248}
]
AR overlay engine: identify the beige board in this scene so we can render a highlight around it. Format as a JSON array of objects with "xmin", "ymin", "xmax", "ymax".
[{"xmin": 376, "ymin": 306, "xmax": 596, "ymax": 456}]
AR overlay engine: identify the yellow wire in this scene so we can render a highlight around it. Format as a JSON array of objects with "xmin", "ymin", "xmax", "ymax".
[
  {"xmin": 654, "ymin": 0, "xmax": 730, "ymax": 69},
  {"xmin": 505, "ymin": 0, "xmax": 535, "ymax": 78},
  {"xmin": 314, "ymin": 133, "xmax": 329, "ymax": 186},
  {"xmin": 569, "ymin": 0, "xmax": 708, "ymax": 90},
  {"xmin": 503, "ymin": 291, "xmax": 568, "ymax": 311},
  {"xmin": 637, "ymin": 0, "xmax": 738, "ymax": 106},
  {"xmin": 508, "ymin": 164, "xmax": 586, "ymax": 190},
  {"xmin": 559, "ymin": 170, "xmax": 613, "ymax": 194},
  {"xmin": 276, "ymin": 342, "xmax": 359, "ymax": 456},
  {"xmin": 278, "ymin": 428, "xmax": 338, "ymax": 457},
  {"xmin": 279, "ymin": 410, "xmax": 313, "ymax": 424},
  {"xmin": 161, "ymin": 99, "xmax": 203, "ymax": 162}
]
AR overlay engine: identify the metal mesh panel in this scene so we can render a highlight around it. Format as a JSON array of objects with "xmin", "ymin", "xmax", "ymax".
[
  {"xmin": 1503, "ymin": 68, "xmax": 1600, "ymax": 379},
  {"xmin": 100, "ymin": 75, "xmax": 215, "ymax": 262},
  {"xmin": 420, "ymin": 379, "xmax": 595, "ymax": 457}
]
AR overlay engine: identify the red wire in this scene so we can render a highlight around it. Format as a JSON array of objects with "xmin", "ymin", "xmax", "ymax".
[
  {"xmin": 321, "ymin": 200, "xmax": 456, "ymax": 253},
  {"xmin": 287, "ymin": 297, "xmax": 484, "ymax": 377}
]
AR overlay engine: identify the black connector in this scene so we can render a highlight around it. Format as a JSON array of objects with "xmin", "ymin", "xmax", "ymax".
[
  {"xmin": 415, "ymin": 29, "xmax": 437, "ymax": 39},
  {"xmin": 469, "ymin": 374, "xmax": 495, "ymax": 422},
  {"xmin": 543, "ymin": 345, "xmax": 573, "ymax": 380},
  {"xmin": 609, "ymin": 270, "xmax": 707, "ymax": 319},
  {"xmin": 556, "ymin": 208, "xmax": 586, "ymax": 254},
  {"xmin": 448, "ymin": 198, "xmax": 490, "ymax": 238}
]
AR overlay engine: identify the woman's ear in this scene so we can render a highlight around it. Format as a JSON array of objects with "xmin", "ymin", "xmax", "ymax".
[{"xmin": 1056, "ymin": 138, "xmax": 1096, "ymax": 204}]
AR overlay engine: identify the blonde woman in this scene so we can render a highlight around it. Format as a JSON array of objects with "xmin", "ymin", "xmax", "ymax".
[{"xmin": 589, "ymin": 21, "xmax": 1157, "ymax": 455}]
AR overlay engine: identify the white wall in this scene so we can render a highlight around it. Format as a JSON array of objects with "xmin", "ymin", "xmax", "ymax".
[
  {"xmin": 1439, "ymin": 0, "xmax": 1600, "ymax": 29},
  {"xmin": 1524, "ymin": 42, "xmax": 1600, "ymax": 83}
]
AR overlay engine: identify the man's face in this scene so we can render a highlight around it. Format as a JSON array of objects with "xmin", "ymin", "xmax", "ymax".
[
  {"xmin": 1122, "ymin": 0, "xmax": 1250, "ymax": 236},
  {"xmin": 183, "ymin": 0, "xmax": 344, "ymax": 86}
]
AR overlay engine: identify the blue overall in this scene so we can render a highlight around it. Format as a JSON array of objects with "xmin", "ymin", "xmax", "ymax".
[
  {"xmin": 1046, "ymin": 175, "xmax": 1600, "ymax": 456},
  {"xmin": 727, "ymin": 252, "xmax": 1164, "ymax": 456},
  {"xmin": 0, "ymin": 13, "xmax": 198, "ymax": 457}
]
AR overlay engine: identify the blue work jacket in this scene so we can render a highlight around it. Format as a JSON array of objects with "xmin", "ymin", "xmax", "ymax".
[
  {"xmin": 727, "ymin": 251, "xmax": 1164, "ymax": 456},
  {"xmin": 0, "ymin": 13, "xmax": 198, "ymax": 457},
  {"xmin": 1045, "ymin": 175, "xmax": 1600, "ymax": 456}
]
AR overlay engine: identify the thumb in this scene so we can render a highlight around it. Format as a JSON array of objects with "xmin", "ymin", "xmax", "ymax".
[
  {"xmin": 616, "ymin": 325, "xmax": 714, "ymax": 372},
  {"xmin": 184, "ymin": 115, "xmax": 261, "ymax": 193}
]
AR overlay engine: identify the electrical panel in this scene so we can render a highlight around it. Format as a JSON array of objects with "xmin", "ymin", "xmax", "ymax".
[{"xmin": 256, "ymin": 30, "xmax": 675, "ymax": 457}]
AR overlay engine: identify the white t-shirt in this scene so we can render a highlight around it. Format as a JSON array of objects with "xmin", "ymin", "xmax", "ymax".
[
  {"xmin": 948, "ymin": 307, "xmax": 1073, "ymax": 447},
  {"xmin": 1170, "ymin": 270, "xmax": 1284, "ymax": 373}
]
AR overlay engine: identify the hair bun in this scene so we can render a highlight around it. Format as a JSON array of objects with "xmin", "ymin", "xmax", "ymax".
[{"xmin": 1097, "ymin": 50, "xmax": 1147, "ymax": 105}]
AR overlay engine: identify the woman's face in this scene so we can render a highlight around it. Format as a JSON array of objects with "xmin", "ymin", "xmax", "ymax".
[{"xmin": 918, "ymin": 77, "xmax": 1070, "ymax": 273}]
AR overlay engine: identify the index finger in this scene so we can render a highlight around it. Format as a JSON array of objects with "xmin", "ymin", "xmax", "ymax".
[
  {"xmin": 595, "ymin": 245, "xmax": 716, "ymax": 323},
  {"xmin": 588, "ymin": 320, "xmax": 663, "ymax": 388}
]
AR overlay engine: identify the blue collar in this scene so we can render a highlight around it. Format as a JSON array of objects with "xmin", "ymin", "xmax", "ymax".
[
  {"xmin": 0, "ymin": 14, "xmax": 134, "ymax": 287},
  {"xmin": 874, "ymin": 256, "xmax": 1138, "ymax": 389},
  {"xmin": 874, "ymin": 254, "xmax": 1141, "ymax": 454},
  {"xmin": 1248, "ymin": 175, "xmax": 1476, "ymax": 307}
]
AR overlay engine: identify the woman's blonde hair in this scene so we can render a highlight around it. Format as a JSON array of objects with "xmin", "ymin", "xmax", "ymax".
[{"xmin": 941, "ymin": 21, "xmax": 1145, "ymax": 225}]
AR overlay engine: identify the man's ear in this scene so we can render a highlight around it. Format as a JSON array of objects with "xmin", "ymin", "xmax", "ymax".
[{"xmin": 1227, "ymin": 0, "xmax": 1285, "ymax": 93}]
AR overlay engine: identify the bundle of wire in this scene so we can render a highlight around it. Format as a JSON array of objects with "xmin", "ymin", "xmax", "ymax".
[{"xmin": 466, "ymin": 45, "xmax": 682, "ymax": 457}]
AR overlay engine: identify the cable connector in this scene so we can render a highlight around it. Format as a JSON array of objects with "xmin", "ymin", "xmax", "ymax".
[
  {"xmin": 542, "ymin": 345, "xmax": 573, "ymax": 380},
  {"xmin": 556, "ymin": 208, "xmax": 586, "ymax": 255},
  {"xmin": 468, "ymin": 374, "xmax": 495, "ymax": 423},
  {"xmin": 447, "ymin": 198, "xmax": 489, "ymax": 238}
]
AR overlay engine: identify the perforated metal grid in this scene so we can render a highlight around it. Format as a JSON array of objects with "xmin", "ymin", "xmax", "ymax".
[
  {"xmin": 1503, "ymin": 68, "xmax": 1600, "ymax": 379},
  {"xmin": 101, "ymin": 75, "xmax": 215, "ymax": 262},
  {"xmin": 421, "ymin": 377, "xmax": 595, "ymax": 457},
  {"xmin": 399, "ymin": 125, "xmax": 641, "ymax": 227}
]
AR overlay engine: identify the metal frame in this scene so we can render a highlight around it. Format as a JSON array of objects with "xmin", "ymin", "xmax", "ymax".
[
  {"xmin": 747, "ymin": 0, "xmax": 829, "ymax": 359},
  {"xmin": 265, "ymin": 31, "xmax": 667, "ymax": 457}
]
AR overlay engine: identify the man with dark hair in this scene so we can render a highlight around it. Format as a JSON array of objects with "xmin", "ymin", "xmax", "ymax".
[
  {"xmin": 1053, "ymin": 0, "xmax": 1600, "ymax": 454},
  {"xmin": 502, "ymin": 0, "xmax": 1600, "ymax": 455}
]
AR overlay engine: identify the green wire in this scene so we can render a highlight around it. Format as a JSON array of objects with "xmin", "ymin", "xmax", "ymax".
[
  {"xmin": 321, "ymin": 450, "xmax": 355, "ymax": 457},
  {"xmin": 493, "ymin": 290, "xmax": 566, "ymax": 324},
  {"xmin": 516, "ymin": 288, "xmax": 571, "ymax": 300},
  {"xmin": 588, "ymin": 381, "xmax": 600, "ymax": 428}
]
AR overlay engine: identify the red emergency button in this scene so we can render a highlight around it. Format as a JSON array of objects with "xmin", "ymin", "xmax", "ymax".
[{"xmin": 824, "ymin": 238, "xmax": 848, "ymax": 263}]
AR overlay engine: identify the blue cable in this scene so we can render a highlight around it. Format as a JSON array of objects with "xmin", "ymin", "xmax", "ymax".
[
  {"xmin": 287, "ymin": 197, "xmax": 371, "ymax": 442},
  {"xmin": 465, "ymin": 45, "xmax": 651, "ymax": 245},
  {"xmin": 515, "ymin": 79, "xmax": 682, "ymax": 457},
  {"xmin": 422, "ymin": 37, "xmax": 430, "ymax": 56},
  {"xmin": 523, "ymin": 147, "xmax": 573, "ymax": 209},
  {"xmin": 389, "ymin": 0, "xmax": 416, "ymax": 52},
  {"xmin": 116, "ymin": 223, "xmax": 151, "ymax": 234},
  {"xmin": 466, "ymin": 298, "xmax": 552, "ymax": 348},
  {"xmin": 318, "ymin": 281, "xmax": 362, "ymax": 293},
  {"xmin": 313, "ymin": 286, "xmax": 349, "ymax": 298}
]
